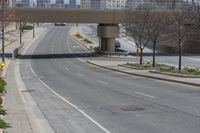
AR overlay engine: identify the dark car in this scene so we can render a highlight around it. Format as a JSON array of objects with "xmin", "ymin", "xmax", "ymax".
[
  {"xmin": 115, "ymin": 40, "xmax": 121, "ymax": 48},
  {"xmin": 54, "ymin": 23, "xmax": 66, "ymax": 26}
]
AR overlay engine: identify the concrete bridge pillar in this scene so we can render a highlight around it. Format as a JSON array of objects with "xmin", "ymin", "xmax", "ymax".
[{"xmin": 97, "ymin": 24, "xmax": 119, "ymax": 53}]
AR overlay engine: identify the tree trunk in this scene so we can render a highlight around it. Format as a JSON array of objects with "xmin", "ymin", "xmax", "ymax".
[
  {"xmin": 140, "ymin": 48, "xmax": 143, "ymax": 65},
  {"xmin": 20, "ymin": 22, "xmax": 22, "ymax": 44},
  {"xmin": 2, "ymin": 28, "xmax": 5, "ymax": 62},
  {"xmin": 152, "ymin": 40, "xmax": 156, "ymax": 67},
  {"xmin": 178, "ymin": 44, "xmax": 182, "ymax": 70},
  {"xmin": 2, "ymin": 0, "xmax": 5, "ymax": 62}
]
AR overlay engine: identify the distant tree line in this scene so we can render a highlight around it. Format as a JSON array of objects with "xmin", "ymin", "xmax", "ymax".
[{"xmin": 124, "ymin": 0, "xmax": 200, "ymax": 70}]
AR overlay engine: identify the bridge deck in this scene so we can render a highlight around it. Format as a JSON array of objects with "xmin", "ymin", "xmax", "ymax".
[{"xmin": 13, "ymin": 8, "xmax": 126, "ymax": 23}]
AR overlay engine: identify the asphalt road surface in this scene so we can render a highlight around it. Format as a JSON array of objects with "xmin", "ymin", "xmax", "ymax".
[{"xmin": 20, "ymin": 25, "xmax": 200, "ymax": 133}]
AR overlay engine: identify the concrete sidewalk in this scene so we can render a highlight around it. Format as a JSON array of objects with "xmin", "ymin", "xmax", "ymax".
[
  {"xmin": 87, "ymin": 59, "xmax": 200, "ymax": 87},
  {"xmin": 4, "ymin": 61, "xmax": 33, "ymax": 133},
  {"xmin": 1, "ymin": 27, "xmax": 48, "ymax": 133}
]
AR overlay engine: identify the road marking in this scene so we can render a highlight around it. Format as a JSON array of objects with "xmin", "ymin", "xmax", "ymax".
[
  {"xmin": 29, "ymin": 63, "xmax": 111, "ymax": 133},
  {"xmin": 98, "ymin": 80, "xmax": 108, "ymax": 85},
  {"xmin": 77, "ymin": 73, "xmax": 83, "ymax": 77},
  {"xmin": 66, "ymin": 36, "xmax": 88, "ymax": 63},
  {"xmin": 135, "ymin": 91, "xmax": 156, "ymax": 99}
]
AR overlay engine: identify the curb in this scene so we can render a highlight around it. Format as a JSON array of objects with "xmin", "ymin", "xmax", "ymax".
[
  {"xmin": 149, "ymin": 70, "xmax": 200, "ymax": 78},
  {"xmin": 87, "ymin": 61, "xmax": 200, "ymax": 88},
  {"xmin": 70, "ymin": 34, "xmax": 90, "ymax": 50}
]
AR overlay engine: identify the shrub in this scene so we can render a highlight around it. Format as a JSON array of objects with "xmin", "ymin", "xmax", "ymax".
[
  {"xmin": 74, "ymin": 33, "xmax": 83, "ymax": 38},
  {"xmin": 83, "ymin": 38, "xmax": 92, "ymax": 44},
  {"xmin": 143, "ymin": 63, "xmax": 151, "ymax": 69},
  {"xmin": 183, "ymin": 67, "xmax": 200, "ymax": 75},
  {"xmin": 21, "ymin": 25, "xmax": 33, "ymax": 30},
  {"xmin": 0, "ymin": 78, "xmax": 6, "ymax": 86},
  {"xmin": 0, "ymin": 97, "xmax": 2, "ymax": 105},
  {"xmin": 0, "ymin": 84, "xmax": 6, "ymax": 93},
  {"xmin": 0, "ymin": 118, "xmax": 11, "ymax": 129},
  {"xmin": 0, "ymin": 107, "xmax": 6, "ymax": 115}
]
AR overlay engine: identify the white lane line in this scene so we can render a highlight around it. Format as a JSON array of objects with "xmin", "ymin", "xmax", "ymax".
[
  {"xmin": 29, "ymin": 63, "xmax": 111, "ymax": 133},
  {"xmin": 66, "ymin": 36, "xmax": 88, "ymax": 63},
  {"xmin": 135, "ymin": 91, "xmax": 156, "ymax": 99},
  {"xmin": 77, "ymin": 73, "xmax": 83, "ymax": 77},
  {"xmin": 98, "ymin": 80, "xmax": 108, "ymax": 85}
]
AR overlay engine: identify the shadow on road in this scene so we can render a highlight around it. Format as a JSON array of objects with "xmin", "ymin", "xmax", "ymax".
[{"xmin": 18, "ymin": 53, "xmax": 96, "ymax": 59}]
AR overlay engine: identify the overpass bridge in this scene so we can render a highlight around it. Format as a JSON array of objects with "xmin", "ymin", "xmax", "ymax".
[
  {"xmin": 13, "ymin": 8, "xmax": 126, "ymax": 52},
  {"xmin": 10, "ymin": 2, "xmax": 195, "ymax": 53}
]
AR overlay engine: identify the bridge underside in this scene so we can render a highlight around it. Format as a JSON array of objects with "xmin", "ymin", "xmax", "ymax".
[{"xmin": 13, "ymin": 8, "xmax": 126, "ymax": 24}]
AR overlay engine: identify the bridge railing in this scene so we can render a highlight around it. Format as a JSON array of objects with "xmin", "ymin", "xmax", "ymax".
[{"xmin": 11, "ymin": 0, "xmax": 199, "ymax": 10}]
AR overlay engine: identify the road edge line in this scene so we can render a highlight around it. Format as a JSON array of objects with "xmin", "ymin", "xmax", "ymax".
[
  {"xmin": 29, "ymin": 63, "xmax": 111, "ymax": 133},
  {"xmin": 15, "ymin": 60, "xmax": 55, "ymax": 133}
]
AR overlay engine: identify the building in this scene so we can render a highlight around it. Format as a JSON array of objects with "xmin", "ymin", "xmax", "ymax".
[
  {"xmin": 81, "ymin": 0, "xmax": 106, "ymax": 9},
  {"xmin": 14, "ymin": 0, "xmax": 30, "ymax": 7},
  {"xmin": 37, "ymin": 0, "xmax": 49, "ymax": 7},
  {"xmin": 106, "ymin": 0, "xmax": 127, "ymax": 9}
]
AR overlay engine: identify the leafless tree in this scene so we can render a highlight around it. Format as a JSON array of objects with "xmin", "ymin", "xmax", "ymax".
[
  {"xmin": 0, "ymin": 0, "xmax": 15, "ymax": 62},
  {"xmin": 147, "ymin": 9, "xmax": 172, "ymax": 67},
  {"xmin": 125, "ymin": 8, "xmax": 151, "ymax": 64},
  {"xmin": 169, "ymin": 2, "xmax": 196, "ymax": 70}
]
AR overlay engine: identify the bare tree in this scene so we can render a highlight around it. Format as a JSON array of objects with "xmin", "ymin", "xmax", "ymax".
[
  {"xmin": 125, "ymin": 8, "xmax": 151, "ymax": 64},
  {"xmin": 190, "ymin": 1, "xmax": 200, "ymax": 41},
  {"xmin": 147, "ymin": 9, "xmax": 171, "ymax": 67},
  {"xmin": 169, "ymin": 2, "xmax": 196, "ymax": 70},
  {"xmin": 0, "ymin": 0, "xmax": 15, "ymax": 62}
]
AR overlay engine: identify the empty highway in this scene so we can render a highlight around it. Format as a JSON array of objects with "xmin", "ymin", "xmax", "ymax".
[{"xmin": 19, "ymin": 24, "xmax": 200, "ymax": 133}]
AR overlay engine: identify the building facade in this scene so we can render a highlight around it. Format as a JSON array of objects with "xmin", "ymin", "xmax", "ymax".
[
  {"xmin": 81, "ymin": 0, "xmax": 106, "ymax": 9},
  {"xmin": 106, "ymin": 0, "xmax": 127, "ymax": 9}
]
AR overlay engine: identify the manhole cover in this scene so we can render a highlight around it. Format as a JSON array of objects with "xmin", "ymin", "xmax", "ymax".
[{"xmin": 120, "ymin": 106, "xmax": 145, "ymax": 112}]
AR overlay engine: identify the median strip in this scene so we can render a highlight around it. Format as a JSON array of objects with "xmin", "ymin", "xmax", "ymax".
[{"xmin": 87, "ymin": 60, "xmax": 200, "ymax": 88}]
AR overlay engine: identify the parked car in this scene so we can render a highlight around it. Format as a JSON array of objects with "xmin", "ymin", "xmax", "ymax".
[
  {"xmin": 115, "ymin": 40, "xmax": 121, "ymax": 48},
  {"xmin": 54, "ymin": 23, "xmax": 66, "ymax": 26}
]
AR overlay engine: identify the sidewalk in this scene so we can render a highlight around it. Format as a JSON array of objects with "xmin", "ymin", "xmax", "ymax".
[
  {"xmin": 87, "ymin": 59, "xmax": 200, "ymax": 87},
  {"xmin": 1, "ymin": 27, "xmax": 48, "ymax": 133},
  {"xmin": 4, "ymin": 61, "xmax": 33, "ymax": 133}
]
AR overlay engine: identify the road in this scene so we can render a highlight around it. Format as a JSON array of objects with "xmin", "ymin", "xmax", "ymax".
[
  {"xmin": 19, "ymin": 24, "xmax": 200, "ymax": 133},
  {"xmin": 80, "ymin": 24, "xmax": 200, "ymax": 68}
]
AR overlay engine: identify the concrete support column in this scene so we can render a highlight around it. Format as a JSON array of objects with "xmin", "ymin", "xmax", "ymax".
[{"xmin": 97, "ymin": 24, "xmax": 119, "ymax": 53}]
